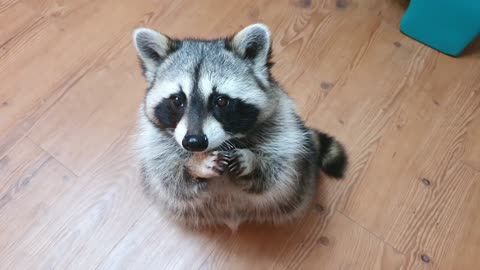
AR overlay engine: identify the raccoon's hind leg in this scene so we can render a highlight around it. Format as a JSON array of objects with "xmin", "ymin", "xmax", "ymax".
[{"xmin": 313, "ymin": 130, "xmax": 348, "ymax": 178}]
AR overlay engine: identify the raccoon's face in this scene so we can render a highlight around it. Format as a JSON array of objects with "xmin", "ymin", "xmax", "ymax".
[{"xmin": 133, "ymin": 24, "xmax": 275, "ymax": 152}]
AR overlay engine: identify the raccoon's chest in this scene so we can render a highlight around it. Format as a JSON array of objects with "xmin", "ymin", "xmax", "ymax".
[
  {"xmin": 191, "ymin": 176, "xmax": 250, "ymax": 229},
  {"xmin": 205, "ymin": 175, "xmax": 244, "ymax": 196},
  {"xmin": 201, "ymin": 176, "xmax": 251, "ymax": 211}
]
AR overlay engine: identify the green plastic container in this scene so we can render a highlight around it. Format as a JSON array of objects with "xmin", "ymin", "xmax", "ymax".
[{"xmin": 400, "ymin": 0, "xmax": 480, "ymax": 56}]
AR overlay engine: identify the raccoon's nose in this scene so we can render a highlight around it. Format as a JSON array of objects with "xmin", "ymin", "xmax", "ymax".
[{"xmin": 182, "ymin": 134, "xmax": 208, "ymax": 152}]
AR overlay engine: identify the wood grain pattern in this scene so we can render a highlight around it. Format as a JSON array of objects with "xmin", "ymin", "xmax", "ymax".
[
  {"xmin": 27, "ymin": 0, "xmax": 241, "ymax": 175},
  {"xmin": 0, "ymin": 1, "xmax": 38, "ymax": 46},
  {"xmin": 463, "ymin": 108, "xmax": 480, "ymax": 171},
  {"xmin": 1, "ymin": 0, "xmax": 479, "ymax": 269},
  {"xmin": 201, "ymin": 210, "xmax": 405, "ymax": 270},
  {"xmin": 0, "ymin": 0, "xmax": 154, "ymax": 157},
  {"xmin": 96, "ymin": 205, "xmax": 223, "ymax": 270},
  {"xmin": 0, "ymin": 138, "xmax": 77, "ymax": 266},
  {"xmin": 2, "ymin": 130, "xmax": 151, "ymax": 269}
]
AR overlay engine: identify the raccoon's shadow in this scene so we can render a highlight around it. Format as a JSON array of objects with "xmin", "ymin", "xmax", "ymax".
[{"xmin": 190, "ymin": 177, "xmax": 332, "ymax": 267}]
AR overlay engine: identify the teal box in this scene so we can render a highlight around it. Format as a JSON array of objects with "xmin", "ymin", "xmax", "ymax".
[{"xmin": 400, "ymin": 0, "xmax": 480, "ymax": 56}]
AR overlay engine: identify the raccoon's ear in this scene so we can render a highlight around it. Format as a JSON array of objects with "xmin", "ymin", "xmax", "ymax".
[
  {"xmin": 229, "ymin": 24, "xmax": 272, "ymax": 79},
  {"xmin": 133, "ymin": 28, "xmax": 178, "ymax": 83}
]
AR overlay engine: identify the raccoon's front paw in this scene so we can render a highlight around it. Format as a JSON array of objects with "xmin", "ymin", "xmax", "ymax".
[
  {"xmin": 187, "ymin": 152, "xmax": 228, "ymax": 179},
  {"xmin": 221, "ymin": 149, "xmax": 255, "ymax": 177},
  {"xmin": 206, "ymin": 151, "xmax": 230, "ymax": 176}
]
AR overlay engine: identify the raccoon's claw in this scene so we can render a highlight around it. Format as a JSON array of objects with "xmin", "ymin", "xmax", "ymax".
[
  {"xmin": 210, "ymin": 151, "xmax": 241, "ymax": 176},
  {"xmin": 210, "ymin": 161, "xmax": 226, "ymax": 175},
  {"xmin": 223, "ymin": 152, "xmax": 245, "ymax": 177},
  {"xmin": 217, "ymin": 151, "xmax": 234, "ymax": 160},
  {"xmin": 188, "ymin": 151, "xmax": 229, "ymax": 178},
  {"xmin": 210, "ymin": 165, "xmax": 225, "ymax": 175},
  {"xmin": 229, "ymin": 165, "xmax": 246, "ymax": 177},
  {"xmin": 211, "ymin": 150, "xmax": 253, "ymax": 177},
  {"xmin": 207, "ymin": 151, "xmax": 231, "ymax": 175}
]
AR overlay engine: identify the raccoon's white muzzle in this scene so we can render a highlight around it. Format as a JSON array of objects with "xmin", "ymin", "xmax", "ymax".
[{"xmin": 174, "ymin": 116, "xmax": 229, "ymax": 152}]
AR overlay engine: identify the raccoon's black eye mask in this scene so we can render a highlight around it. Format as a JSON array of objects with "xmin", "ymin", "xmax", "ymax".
[
  {"xmin": 208, "ymin": 96, "xmax": 259, "ymax": 135},
  {"xmin": 152, "ymin": 92, "xmax": 187, "ymax": 129}
]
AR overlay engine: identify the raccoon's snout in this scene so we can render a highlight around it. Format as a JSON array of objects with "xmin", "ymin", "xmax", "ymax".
[{"xmin": 182, "ymin": 134, "xmax": 208, "ymax": 152}]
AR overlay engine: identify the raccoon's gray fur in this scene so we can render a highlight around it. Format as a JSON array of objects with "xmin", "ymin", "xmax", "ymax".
[{"xmin": 133, "ymin": 24, "xmax": 347, "ymax": 230}]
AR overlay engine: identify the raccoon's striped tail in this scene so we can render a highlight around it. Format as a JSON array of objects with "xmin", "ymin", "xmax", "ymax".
[{"xmin": 313, "ymin": 130, "xmax": 348, "ymax": 178}]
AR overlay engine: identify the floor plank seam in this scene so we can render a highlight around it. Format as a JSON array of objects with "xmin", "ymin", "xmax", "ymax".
[
  {"xmin": 0, "ymin": 152, "xmax": 51, "ymax": 193},
  {"xmin": 93, "ymin": 205, "xmax": 152, "ymax": 270},
  {"xmin": 25, "ymin": 135, "xmax": 79, "ymax": 177},
  {"xmin": 20, "ymin": 27, "xmax": 136, "ymax": 152},
  {"xmin": 334, "ymin": 209, "xmax": 404, "ymax": 256},
  {"xmin": 0, "ymin": 133, "xmax": 28, "ymax": 160}
]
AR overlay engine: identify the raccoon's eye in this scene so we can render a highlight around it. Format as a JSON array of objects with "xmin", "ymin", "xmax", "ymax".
[
  {"xmin": 170, "ymin": 95, "xmax": 184, "ymax": 108},
  {"xmin": 215, "ymin": 96, "xmax": 229, "ymax": 107}
]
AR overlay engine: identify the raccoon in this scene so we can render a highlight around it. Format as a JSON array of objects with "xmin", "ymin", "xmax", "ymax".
[{"xmin": 133, "ymin": 24, "xmax": 347, "ymax": 230}]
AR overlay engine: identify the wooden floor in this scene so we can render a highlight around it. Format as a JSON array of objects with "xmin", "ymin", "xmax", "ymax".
[{"xmin": 1, "ymin": 0, "xmax": 479, "ymax": 269}]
